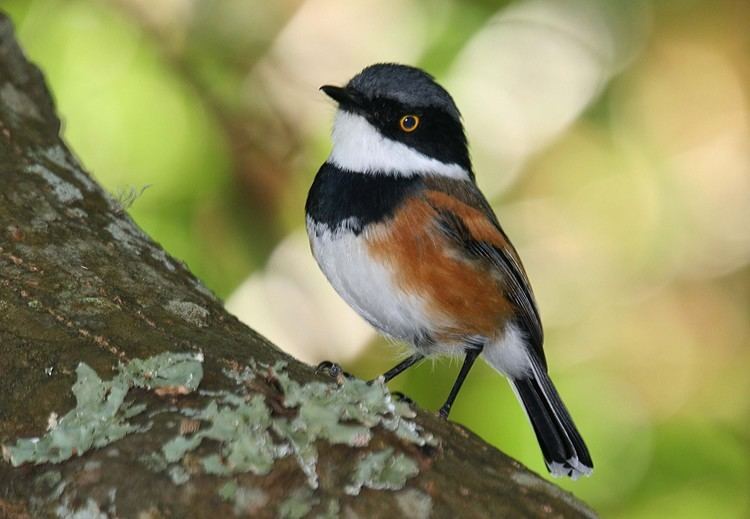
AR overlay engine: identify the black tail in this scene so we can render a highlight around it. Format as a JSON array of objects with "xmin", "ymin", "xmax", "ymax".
[{"xmin": 510, "ymin": 355, "xmax": 593, "ymax": 479}]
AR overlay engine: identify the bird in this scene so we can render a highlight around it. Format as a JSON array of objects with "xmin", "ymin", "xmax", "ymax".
[{"xmin": 305, "ymin": 63, "xmax": 593, "ymax": 479}]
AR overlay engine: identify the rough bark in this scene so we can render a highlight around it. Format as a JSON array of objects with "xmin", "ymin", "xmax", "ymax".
[{"xmin": 0, "ymin": 13, "xmax": 596, "ymax": 519}]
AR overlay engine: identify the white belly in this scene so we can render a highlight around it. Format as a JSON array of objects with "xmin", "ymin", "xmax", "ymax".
[{"xmin": 306, "ymin": 218, "xmax": 431, "ymax": 342}]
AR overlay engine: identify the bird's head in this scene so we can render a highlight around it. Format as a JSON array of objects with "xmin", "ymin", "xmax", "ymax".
[{"xmin": 321, "ymin": 63, "xmax": 472, "ymax": 180}]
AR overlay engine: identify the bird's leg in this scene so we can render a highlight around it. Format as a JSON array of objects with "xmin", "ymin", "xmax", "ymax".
[
  {"xmin": 373, "ymin": 353, "xmax": 424, "ymax": 384},
  {"xmin": 438, "ymin": 346, "xmax": 483, "ymax": 419}
]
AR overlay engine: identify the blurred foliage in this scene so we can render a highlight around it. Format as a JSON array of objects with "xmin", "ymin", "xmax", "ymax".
[{"xmin": 4, "ymin": 0, "xmax": 749, "ymax": 517}]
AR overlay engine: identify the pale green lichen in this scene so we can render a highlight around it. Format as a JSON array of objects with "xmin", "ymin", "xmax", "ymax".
[
  {"xmin": 276, "ymin": 364, "xmax": 428, "ymax": 447},
  {"xmin": 119, "ymin": 352, "xmax": 204, "ymax": 392},
  {"xmin": 54, "ymin": 497, "xmax": 108, "ymax": 519},
  {"xmin": 218, "ymin": 481, "xmax": 269, "ymax": 516},
  {"xmin": 218, "ymin": 480, "xmax": 238, "ymax": 500},
  {"xmin": 345, "ymin": 448, "xmax": 420, "ymax": 495},
  {"xmin": 272, "ymin": 363, "xmax": 434, "ymax": 488},
  {"xmin": 3, "ymin": 363, "xmax": 144, "ymax": 466},
  {"xmin": 54, "ymin": 489, "xmax": 118, "ymax": 519},
  {"xmin": 34, "ymin": 470, "xmax": 63, "ymax": 492},
  {"xmin": 77, "ymin": 296, "xmax": 120, "ymax": 315},
  {"xmin": 83, "ymin": 459, "xmax": 102, "ymax": 472},
  {"xmin": 138, "ymin": 451, "xmax": 168, "ymax": 473},
  {"xmin": 168, "ymin": 464, "xmax": 190, "ymax": 485},
  {"xmin": 316, "ymin": 499, "xmax": 340, "ymax": 519},
  {"xmin": 234, "ymin": 487, "xmax": 269, "ymax": 516},
  {"xmin": 6, "ymin": 352, "xmax": 430, "ymax": 503},
  {"xmin": 31, "ymin": 470, "xmax": 67, "ymax": 511},
  {"xmin": 65, "ymin": 207, "xmax": 88, "ymax": 219},
  {"xmin": 162, "ymin": 360, "xmax": 435, "ymax": 489},
  {"xmin": 165, "ymin": 300, "xmax": 209, "ymax": 328},
  {"xmin": 222, "ymin": 364, "xmax": 256, "ymax": 385},
  {"xmin": 162, "ymin": 394, "xmax": 286, "ymax": 476},
  {"xmin": 395, "ymin": 488, "xmax": 433, "ymax": 519},
  {"xmin": 278, "ymin": 487, "xmax": 316, "ymax": 519},
  {"xmin": 2, "ymin": 352, "xmax": 203, "ymax": 467},
  {"xmin": 235, "ymin": 488, "xmax": 270, "ymax": 516}
]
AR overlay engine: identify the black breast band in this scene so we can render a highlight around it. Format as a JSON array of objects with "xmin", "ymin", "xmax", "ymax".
[{"xmin": 305, "ymin": 162, "xmax": 421, "ymax": 234}]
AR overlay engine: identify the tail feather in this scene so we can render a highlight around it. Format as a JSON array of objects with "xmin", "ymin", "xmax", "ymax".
[{"xmin": 509, "ymin": 355, "xmax": 593, "ymax": 479}]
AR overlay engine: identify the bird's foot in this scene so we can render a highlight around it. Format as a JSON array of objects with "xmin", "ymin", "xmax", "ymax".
[
  {"xmin": 437, "ymin": 404, "xmax": 451, "ymax": 420},
  {"xmin": 315, "ymin": 360, "xmax": 352, "ymax": 385},
  {"xmin": 365, "ymin": 375, "xmax": 385, "ymax": 386},
  {"xmin": 390, "ymin": 391, "xmax": 414, "ymax": 405}
]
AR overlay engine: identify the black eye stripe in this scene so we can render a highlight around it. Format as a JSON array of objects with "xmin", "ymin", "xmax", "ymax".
[{"xmin": 357, "ymin": 96, "xmax": 471, "ymax": 174}]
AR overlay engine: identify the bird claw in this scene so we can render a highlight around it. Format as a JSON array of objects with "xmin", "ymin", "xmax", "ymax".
[
  {"xmin": 390, "ymin": 391, "xmax": 414, "ymax": 405},
  {"xmin": 315, "ymin": 360, "xmax": 352, "ymax": 385}
]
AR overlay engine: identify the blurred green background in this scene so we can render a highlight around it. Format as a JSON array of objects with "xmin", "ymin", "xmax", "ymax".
[{"xmin": 4, "ymin": 0, "xmax": 749, "ymax": 516}]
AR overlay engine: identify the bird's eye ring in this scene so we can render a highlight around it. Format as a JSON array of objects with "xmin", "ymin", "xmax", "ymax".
[{"xmin": 399, "ymin": 115, "xmax": 420, "ymax": 132}]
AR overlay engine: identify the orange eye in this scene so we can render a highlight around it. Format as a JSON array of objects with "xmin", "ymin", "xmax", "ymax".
[{"xmin": 399, "ymin": 114, "xmax": 420, "ymax": 132}]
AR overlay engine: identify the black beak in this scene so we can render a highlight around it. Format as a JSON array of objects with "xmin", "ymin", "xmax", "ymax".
[{"xmin": 320, "ymin": 85, "xmax": 363, "ymax": 109}]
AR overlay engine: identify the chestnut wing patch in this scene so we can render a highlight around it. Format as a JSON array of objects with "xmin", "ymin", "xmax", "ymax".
[
  {"xmin": 365, "ymin": 196, "xmax": 513, "ymax": 342},
  {"xmin": 427, "ymin": 194, "xmax": 546, "ymax": 367}
]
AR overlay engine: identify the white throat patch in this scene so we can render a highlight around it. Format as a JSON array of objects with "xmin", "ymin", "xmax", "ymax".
[{"xmin": 328, "ymin": 111, "xmax": 470, "ymax": 180}]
